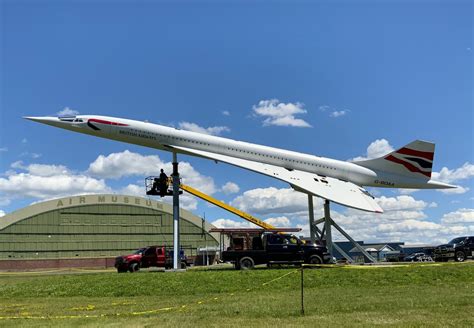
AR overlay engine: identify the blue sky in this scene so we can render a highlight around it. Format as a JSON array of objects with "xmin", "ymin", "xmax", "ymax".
[{"xmin": 1, "ymin": 0, "xmax": 472, "ymax": 244}]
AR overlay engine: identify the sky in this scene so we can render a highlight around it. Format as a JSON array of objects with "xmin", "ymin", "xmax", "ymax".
[{"xmin": 0, "ymin": 0, "xmax": 473, "ymax": 245}]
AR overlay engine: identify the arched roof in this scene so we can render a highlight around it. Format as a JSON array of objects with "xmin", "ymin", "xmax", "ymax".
[{"xmin": 0, "ymin": 194, "xmax": 218, "ymax": 239}]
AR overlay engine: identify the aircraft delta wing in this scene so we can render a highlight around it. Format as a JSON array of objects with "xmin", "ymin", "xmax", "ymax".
[{"xmin": 169, "ymin": 145, "xmax": 383, "ymax": 213}]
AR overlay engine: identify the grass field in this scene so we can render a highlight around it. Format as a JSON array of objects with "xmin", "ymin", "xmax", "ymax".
[{"xmin": 0, "ymin": 262, "xmax": 472, "ymax": 327}]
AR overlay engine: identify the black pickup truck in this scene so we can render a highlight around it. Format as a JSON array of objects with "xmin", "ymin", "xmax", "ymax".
[
  {"xmin": 222, "ymin": 231, "xmax": 331, "ymax": 269},
  {"xmin": 433, "ymin": 236, "xmax": 474, "ymax": 262}
]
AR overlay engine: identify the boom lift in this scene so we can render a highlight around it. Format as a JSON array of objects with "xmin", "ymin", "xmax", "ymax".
[{"xmin": 145, "ymin": 176, "xmax": 276, "ymax": 230}]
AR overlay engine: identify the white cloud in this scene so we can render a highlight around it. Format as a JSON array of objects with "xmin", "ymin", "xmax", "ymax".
[
  {"xmin": 318, "ymin": 105, "xmax": 330, "ymax": 112},
  {"xmin": 177, "ymin": 122, "xmax": 230, "ymax": 136},
  {"xmin": 211, "ymin": 218, "xmax": 254, "ymax": 228},
  {"xmin": 319, "ymin": 105, "xmax": 350, "ymax": 118},
  {"xmin": 18, "ymin": 152, "xmax": 42, "ymax": 159},
  {"xmin": 1, "ymin": 150, "xmax": 218, "ymax": 213},
  {"xmin": 163, "ymin": 194, "xmax": 198, "ymax": 211},
  {"xmin": 329, "ymin": 110, "xmax": 349, "ymax": 118},
  {"xmin": 57, "ymin": 107, "xmax": 79, "ymax": 116},
  {"xmin": 25, "ymin": 163, "xmax": 70, "ymax": 177},
  {"xmin": 438, "ymin": 186, "xmax": 470, "ymax": 194},
  {"xmin": 21, "ymin": 138, "xmax": 27, "ymax": 144},
  {"xmin": 0, "ymin": 210, "xmax": 5, "ymax": 217},
  {"xmin": 264, "ymin": 216, "xmax": 291, "ymax": 227},
  {"xmin": 252, "ymin": 99, "xmax": 312, "ymax": 128},
  {"xmin": 88, "ymin": 150, "xmax": 216, "ymax": 195},
  {"xmin": 432, "ymin": 162, "xmax": 474, "ymax": 183},
  {"xmin": 231, "ymin": 187, "xmax": 321, "ymax": 215},
  {"xmin": 119, "ymin": 184, "xmax": 145, "ymax": 196},
  {"xmin": 441, "ymin": 208, "xmax": 474, "ymax": 224},
  {"xmin": 350, "ymin": 139, "xmax": 394, "ymax": 161},
  {"xmin": 377, "ymin": 195, "xmax": 428, "ymax": 212},
  {"xmin": 0, "ymin": 197, "xmax": 11, "ymax": 206},
  {"xmin": 0, "ymin": 147, "xmax": 7, "ymax": 152},
  {"xmin": 397, "ymin": 189, "xmax": 419, "ymax": 195},
  {"xmin": 222, "ymin": 110, "xmax": 230, "ymax": 116},
  {"xmin": 10, "ymin": 161, "xmax": 71, "ymax": 177},
  {"xmin": 88, "ymin": 150, "xmax": 165, "ymax": 179},
  {"xmin": 335, "ymin": 195, "xmax": 431, "ymax": 223},
  {"xmin": 430, "ymin": 162, "xmax": 474, "ymax": 195},
  {"xmin": 324, "ymin": 200, "xmax": 473, "ymax": 244},
  {"xmin": 377, "ymin": 219, "xmax": 440, "ymax": 233},
  {"xmin": 221, "ymin": 182, "xmax": 240, "ymax": 195},
  {"xmin": 0, "ymin": 171, "xmax": 109, "ymax": 200},
  {"xmin": 11, "ymin": 161, "xmax": 26, "ymax": 170}
]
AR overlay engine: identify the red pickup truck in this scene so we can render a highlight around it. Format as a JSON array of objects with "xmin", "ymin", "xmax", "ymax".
[{"xmin": 114, "ymin": 246, "xmax": 188, "ymax": 273}]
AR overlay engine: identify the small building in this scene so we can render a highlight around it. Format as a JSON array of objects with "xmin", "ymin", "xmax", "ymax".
[{"xmin": 349, "ymin": 244, "xmax": 397, "ymax": 262}]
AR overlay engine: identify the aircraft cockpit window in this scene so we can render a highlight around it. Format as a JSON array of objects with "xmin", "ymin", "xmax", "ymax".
[
  {"xmin": 58, "ymin": 116, "xmax": 76, "ymax": 122},
  {"xmin": 73, "ymin": 119, "xmax": 83, "ymax": 123}
]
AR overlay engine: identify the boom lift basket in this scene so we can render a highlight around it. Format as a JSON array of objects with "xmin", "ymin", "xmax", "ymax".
[{"xmin": 145, "ymin": 176, "xmax": 181, "ymax": 197}]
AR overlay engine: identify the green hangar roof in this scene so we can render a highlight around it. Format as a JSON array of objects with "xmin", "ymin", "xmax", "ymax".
[{"xmin": 0, "ymin": 194, "xmax": 218, "ymax": 259}]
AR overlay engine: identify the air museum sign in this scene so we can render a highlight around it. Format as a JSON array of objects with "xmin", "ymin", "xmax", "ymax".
[{"xmin": 55, "ymin": 195, "xmax": 164, "ymax": 210}]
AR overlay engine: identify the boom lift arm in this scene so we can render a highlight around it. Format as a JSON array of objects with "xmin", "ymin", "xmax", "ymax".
[{"xmin": 145, "ymin": 176, "xmax": 276, "ymax": 230}]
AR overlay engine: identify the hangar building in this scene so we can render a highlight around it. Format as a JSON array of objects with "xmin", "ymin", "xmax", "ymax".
[{"xmin": 0, "ymin": 194, "xmax": 219, "ymax": 260}]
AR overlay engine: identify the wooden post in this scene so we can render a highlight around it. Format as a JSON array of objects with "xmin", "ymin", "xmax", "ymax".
[{"xmin": 300, "ymin": 265, "xmax": 305, "ymax": 315}]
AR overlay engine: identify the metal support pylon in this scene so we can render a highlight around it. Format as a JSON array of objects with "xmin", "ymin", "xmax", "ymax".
[
  {"xmin": 172, "ymin": 152, "xmax": 180, "ymax": 270},
  {"xmin": 323, "ymin": 200, "xmax": 333, "ymax": 256},
  {"xmin": 308, "ymin": 195, "xmax": 316, "ymax": 244},
  {"xmin": 308, "ymin": 197, "xmax": 377, "ymax": 263}
]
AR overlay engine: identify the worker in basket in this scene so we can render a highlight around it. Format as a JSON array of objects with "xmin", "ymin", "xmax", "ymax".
[{"xmin": 158, "ymin": 169, "xmax": 169, "ymax": 197}]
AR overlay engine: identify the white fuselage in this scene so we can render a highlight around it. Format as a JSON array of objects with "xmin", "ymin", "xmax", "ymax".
[{"xmin": 28, "ymin": 115, "xmax": 439, "ymax": 189}]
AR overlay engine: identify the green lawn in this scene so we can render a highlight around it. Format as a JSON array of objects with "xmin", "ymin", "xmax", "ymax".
[{"xmin": 0, "ymin": 262, "xmax": 472, "ymax": 327}]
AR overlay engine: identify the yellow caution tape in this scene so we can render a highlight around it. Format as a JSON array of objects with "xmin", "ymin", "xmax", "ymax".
[{"xmin": 0, "ymin": 269, "xmax": 301, "ymax": 320}]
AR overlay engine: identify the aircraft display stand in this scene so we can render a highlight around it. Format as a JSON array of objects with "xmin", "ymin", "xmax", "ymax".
[{"xmin": 308, "ymin": 198, "xmax": 377, "ymax": 263}]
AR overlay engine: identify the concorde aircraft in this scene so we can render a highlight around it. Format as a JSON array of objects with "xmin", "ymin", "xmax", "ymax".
[{"xmin": 25, "ymin": 115, "xmax": 455, "ymax": 213}]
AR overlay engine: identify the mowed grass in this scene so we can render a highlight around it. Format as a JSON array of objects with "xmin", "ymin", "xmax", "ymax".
[{"xmin": 0, "ymin": 262, "xmax": 472, "ymax": 327}]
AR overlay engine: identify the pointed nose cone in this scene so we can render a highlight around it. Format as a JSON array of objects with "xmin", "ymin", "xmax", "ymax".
[
  {"xmin": 23, "ymin": 116, "xmax": 63, "ymax": 127},
  {"xmin": 24, "ymin": 116, "xmax": 51, "ymax": 123}
]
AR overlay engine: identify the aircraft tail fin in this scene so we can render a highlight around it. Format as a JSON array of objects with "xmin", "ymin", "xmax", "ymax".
[{"xmin": 354, "ymin": 140, "xmax": 435, "ymax": 179}]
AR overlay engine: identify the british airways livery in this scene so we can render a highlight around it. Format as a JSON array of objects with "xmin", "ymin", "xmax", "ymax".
[{"xmin": 25, "ymin": 115, "xmax": 455, "ymax": 213}]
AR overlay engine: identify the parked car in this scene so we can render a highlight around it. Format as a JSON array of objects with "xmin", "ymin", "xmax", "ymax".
[
  {"xmin": 115, "ymin": 246, "xmax": 188, "ymax": 273},
  {"xmin": 433, "ymin": 236, "xmax": 474, "ymax": 262},
  {"xmin": 222, "ymin": 231, "xmax": 331, "ymax": 269},
  {"xmin": 403, "ymin": 252, "xmax": 433, "ymax": 262}
]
